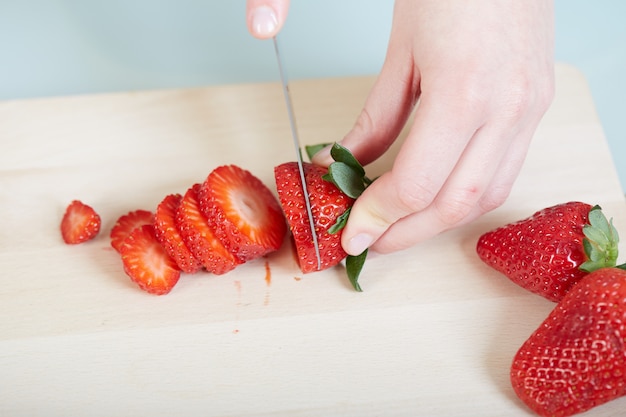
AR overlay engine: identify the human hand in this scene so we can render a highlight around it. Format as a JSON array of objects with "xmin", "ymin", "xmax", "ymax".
[
  {"xmin": 246, "ymin": 0, "xmax": 291, "ymax": 39},
  {"xmin": 312, "ymin": 0, "xmax": 555, "ymax": 256}
]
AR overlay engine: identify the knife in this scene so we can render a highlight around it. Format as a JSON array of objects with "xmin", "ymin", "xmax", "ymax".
[{"xmin": 272, "ymin": 36, "xmax": 322, "ymax": 271}]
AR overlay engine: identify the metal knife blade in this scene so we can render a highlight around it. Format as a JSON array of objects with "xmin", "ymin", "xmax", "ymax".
[{"xmin": 272, "ymin": 36, "xmax": 322, "ymax": 271}]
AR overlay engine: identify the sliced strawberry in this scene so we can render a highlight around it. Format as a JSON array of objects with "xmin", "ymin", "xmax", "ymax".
[
  {"xmin": 154, "ymin": 193, "xmax": 202, "ymax": 274},
  {"xmin": 110, "ymin": 209, "xmax": 154, "ymax": 253},
  {"xmin": 176, "ymin": 184, "xmax": 241, "ymax": 274},
  {"xmin": 198, "ymin": 165, "xmax": 286, "ymax": 262},
  {"xmin": 274, "ymin": 162, "xmax": 354, "ymax": 273},
  {"xmin": 60, "ymin": 200, "xmax": 101, "ymax": 244},
  {"xmin": 120, "ymin": 224, "xmax": 181, "ymax": 295}
]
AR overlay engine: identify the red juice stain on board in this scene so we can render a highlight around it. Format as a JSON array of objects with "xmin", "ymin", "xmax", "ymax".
[{"xmin": 264, "ymin": 260, "xmax": 271, "ymax": 306}]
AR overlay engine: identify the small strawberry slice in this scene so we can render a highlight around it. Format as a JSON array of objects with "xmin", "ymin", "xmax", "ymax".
[
  {"xmin": 60, "ymin": 200, "xmax": 101, "ymax": 244},
  {"xmin": 154, "ymin": 193, "xmax": 202, "ymax": 274},
  {"xmin": 198, "ymin": 165, "xmax": 286, "ymax": 262},
  {"xmin": 274, "ymin": 161, "xmax": 354, "ymax": 273},
  {"xmin": 176, "ymin": 183, "xmax": 241, "ymax": 274},
  {"xmin": 120, "ymin": 224, "xmax": 181, "ymax": 295},
  {"xmin": 110, "ymin": 209, "xmax": 154, "ymax": 253}
]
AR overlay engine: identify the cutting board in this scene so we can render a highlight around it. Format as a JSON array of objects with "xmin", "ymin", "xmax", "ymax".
[{"xmin": 1, "ymin": 63, "xmax": 625, "ymax": 417}]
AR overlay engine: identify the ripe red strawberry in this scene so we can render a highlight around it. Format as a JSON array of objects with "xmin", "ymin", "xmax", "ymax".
[
  {"xmin": 198, "ymin": 165, "xmax": 286, "ymax": 262},
  {"xmin": 154, "ymin": 193, "xmax": 202, "ymax": 274},
  {"xmin": 60, "ymin": 200, "xmax": 101, "ymax": 244},
  {"xmin": 476, "ymin": 202, "xmax": 620, "ymax": 302},
  {"xmin": 110, "ymin": 209, "xmax": 154, "ymax": 253},
  {"xmin": 274, "ymin": 161, "xmax": 354, "ymax": 273},
  {"xmin": 510, "ymin": 267, "xmax": 626, "ymax": 417},
  {"xmin": 176, "ymin": 183, "xmax": 241, "ymax": 274},
  {"xmin": 120, "ymin": 224, "xmax": 181, "ymax": 295}
]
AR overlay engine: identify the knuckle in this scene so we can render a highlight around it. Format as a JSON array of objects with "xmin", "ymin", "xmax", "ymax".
[
  {"xmin": 434, "ymin": 186, "xmax": 483, "ymax": 226},
  {"xmin": 394, "ymin": 176, "xmax": 437, "ymax": 214},
  {"xmin": 479, "ymin": 185, "xmax": 510, "ymax": 213}
]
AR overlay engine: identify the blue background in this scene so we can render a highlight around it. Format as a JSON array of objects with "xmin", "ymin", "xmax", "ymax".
[{"xmin": 1, "ymin": 1, "xmax": 624, "ymax": 192}]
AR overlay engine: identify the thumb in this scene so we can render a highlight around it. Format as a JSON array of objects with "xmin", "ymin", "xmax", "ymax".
[{"xmin": 246, "ymin": 0, "xmax": 290, "ymax": 39}]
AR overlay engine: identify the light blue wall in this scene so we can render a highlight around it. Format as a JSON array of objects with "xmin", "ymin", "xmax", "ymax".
[{"xmin": 1, "ymin": 1, "xmax": 624, "ymax": 191}]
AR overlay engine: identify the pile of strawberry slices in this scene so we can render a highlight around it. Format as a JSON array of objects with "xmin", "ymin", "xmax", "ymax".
[
  {"xmin": 61, "ymin": 143, "xmax": 371, "ymax": 295},
  {"xmin": 61, "ymin": 165, "xmax": 287, "ymax": 295}
]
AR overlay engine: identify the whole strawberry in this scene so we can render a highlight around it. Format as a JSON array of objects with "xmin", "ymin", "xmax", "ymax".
[
  {"xmin": 476, "ymin": 202, "xmax": 619, "ymax": 302},
  {"xmin": 511, "ymin": 267, "xmax": 626, "ymax": 417},
  {"xmin": 274, "ymin": 143, "xmax": 371, "ymax": 291}
]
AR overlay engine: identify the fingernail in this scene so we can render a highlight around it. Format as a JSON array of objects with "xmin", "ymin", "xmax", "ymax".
[
  {"xmin": 251, "ymin": 5, "xmax": 278, "ymax": 37},
  {"xmin": 346, "ymin": 233, "xmax": 373, "ymax": 256}
]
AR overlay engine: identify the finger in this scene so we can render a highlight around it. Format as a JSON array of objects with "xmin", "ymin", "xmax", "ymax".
[
  {"xmin": 312, "ymin": 29, "xmax": 419, "ymax": 168},
  {"xmin": 370, "ymin": 120, "xmax": 537, "ymax": 254},
  {"xmin": 246, "ymin": 0, "xmax": 290, "ymax": 39},
  {"xmin": 338, "ymin": 85, "xmax": 489, "ymax": 255}
]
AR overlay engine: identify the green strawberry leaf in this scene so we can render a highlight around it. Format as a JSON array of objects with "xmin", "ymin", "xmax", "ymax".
[
  {"xmin": 579, "ymin": 206, "xmax": 620, "ymax": 272},
  {"xmin": 325, "ymin": 162, "xmax": 366, "ymax": 198},
  {"xmin": 329, "ymin": 208, "xmax": 351, "ymax": 234},
  {"xmin": 329, "ymin": 143, "xmax": 365, "ymax": 176},
  {"xmin": 305, "ymin": 143, "xmax": 332, "ymax": 161},
  {"xmin": 346, "ymin": 249, "xmax": 368, "ymax": 292}
]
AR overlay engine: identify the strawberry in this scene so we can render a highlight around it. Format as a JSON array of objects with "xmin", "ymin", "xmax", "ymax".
[
  {"xmin": 274, "ymin": 161, "xmax": 354, "ymax": 272},
  {"xmin": 110, "ymin": 209, "xmax": 154, "ymax": 253},
  {"xmin": 476, "ymin": 202, "xmax": 620, "ymax": 302},
  {"xmin": 274, "ymin": 143, "xmax": 371, "ymax": 291},
  {"xmin": 198, "ymin": 165, "xmax": 286, "ymax": 262},
  {"xmin": 120, "ymin": 224, "xmax": 181, "ymax": 295},
  {"xmin": 60, "ymin": 200, "xmax": 101, "ymax": 244},
  {"xmin": 154, "ymin": 193, "xmax": 202, "ymax": 274},
  {"xmin": 176, "ymin": 183, "xmax": 241, "ymax": 274},
  {"xmin": 510, "ymin": 267, "xmax": 626, "ymax": 417}
]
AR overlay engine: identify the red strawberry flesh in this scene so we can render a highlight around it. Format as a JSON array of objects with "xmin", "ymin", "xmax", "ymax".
[
  {"xmin": 120, "ymin": 224, "xmax": 181, "ymax": 295},
  {"xmin": 60, "ymin": 200, "xmax": 101, "ymax": 244},
  {"xmin": 199, "ymin": 165, "xmax": 286, "ymax": 262},
  {"xmin": 110, "ymin": 209, "xmax": 154, "ymax": 253},
  {"xmin": 274, "ymin": 161, "xmax": 354, "ymax": 273},
  {"xmin": 176, "ymin": 183, "xmax": 241, "ymax": 275},
  {"xmin": 154, "ymin": 193, "xmax": 202, "ymax": 274}
]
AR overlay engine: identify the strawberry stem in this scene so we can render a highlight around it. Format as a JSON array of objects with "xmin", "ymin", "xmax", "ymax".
[{"xmin": 579, "ymin": 205, "xmax": 621, "ymax": 273}]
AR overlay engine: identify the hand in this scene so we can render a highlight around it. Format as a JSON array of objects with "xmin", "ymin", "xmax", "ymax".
[
  {"xmin": 312, "ymin": 0, "xmax": 555, "ymax": 256},
  {"xmin": 246, "ymin": 0, "xmax": 291, "ymax": 39},
  {"xmin": 245, "ymin": 0, "xmax": 555, "ymax": 257}
]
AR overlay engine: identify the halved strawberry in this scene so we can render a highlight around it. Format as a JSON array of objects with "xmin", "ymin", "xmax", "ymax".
[
  {"xmin": 120, "ymin": 224, "xmax": 181, "ymax": 295},
  {"xmin": 110, "ymin": 209, "xmax": 154, "ymax": 253},
  {"xmin": 154, "ymin": 194, "xmax": 202, "ymax": 274},
  {"xmin": 274, "ymin": 162, "xmax": 354, "ymax": 273},
  {"xmin": 60, "ymin": 200, "xmax": 101, "ymax": 244},
  {"xmin": 198, "ymin": 165, "xmax": 287, "ymax": 262},
  {"xmin": 176, "ymin": 183, "xmax": 241, "ymax": 274},
  {"xmin": 274, "ymin": 143, "xmax": 372, "ymax": 291}
]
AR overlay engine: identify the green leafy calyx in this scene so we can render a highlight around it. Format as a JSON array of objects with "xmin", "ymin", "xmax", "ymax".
[{"xmin": 579, "ymin": 205, "xmax": 621, "ymax": 272}]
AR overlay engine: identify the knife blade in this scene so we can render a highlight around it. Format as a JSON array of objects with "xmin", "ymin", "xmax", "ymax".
[{"xmin": 272, "ymin": 36, "xmax": 322, "ymax": 271}]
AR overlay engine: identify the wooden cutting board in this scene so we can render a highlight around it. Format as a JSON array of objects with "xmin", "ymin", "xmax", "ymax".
[{"xmin": 1, "ymin": 63, "xmax": 625, "ymax": 417}]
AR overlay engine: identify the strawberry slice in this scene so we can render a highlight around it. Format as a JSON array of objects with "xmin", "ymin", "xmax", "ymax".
[
  {"xmin": 176, "ymin": 183, "xmax": 241, "ymax": 274},
  {"xmin": 198, "ymin": 165, "xmax": 286, "ymax": 262},
  {"xmin": 110, "ymin": 209, "xmax": 154, "ymax": 253},
  {"xmin": 154, "ymin": 193, "xmax": 202, "ymax": 274},
  {"xmin": 120, "ymin": 224, "xmax": 181, "ymax": 295},
  {"xmin": 60, "ymin": 200, "xmax": 101, "ymax": 244}
]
